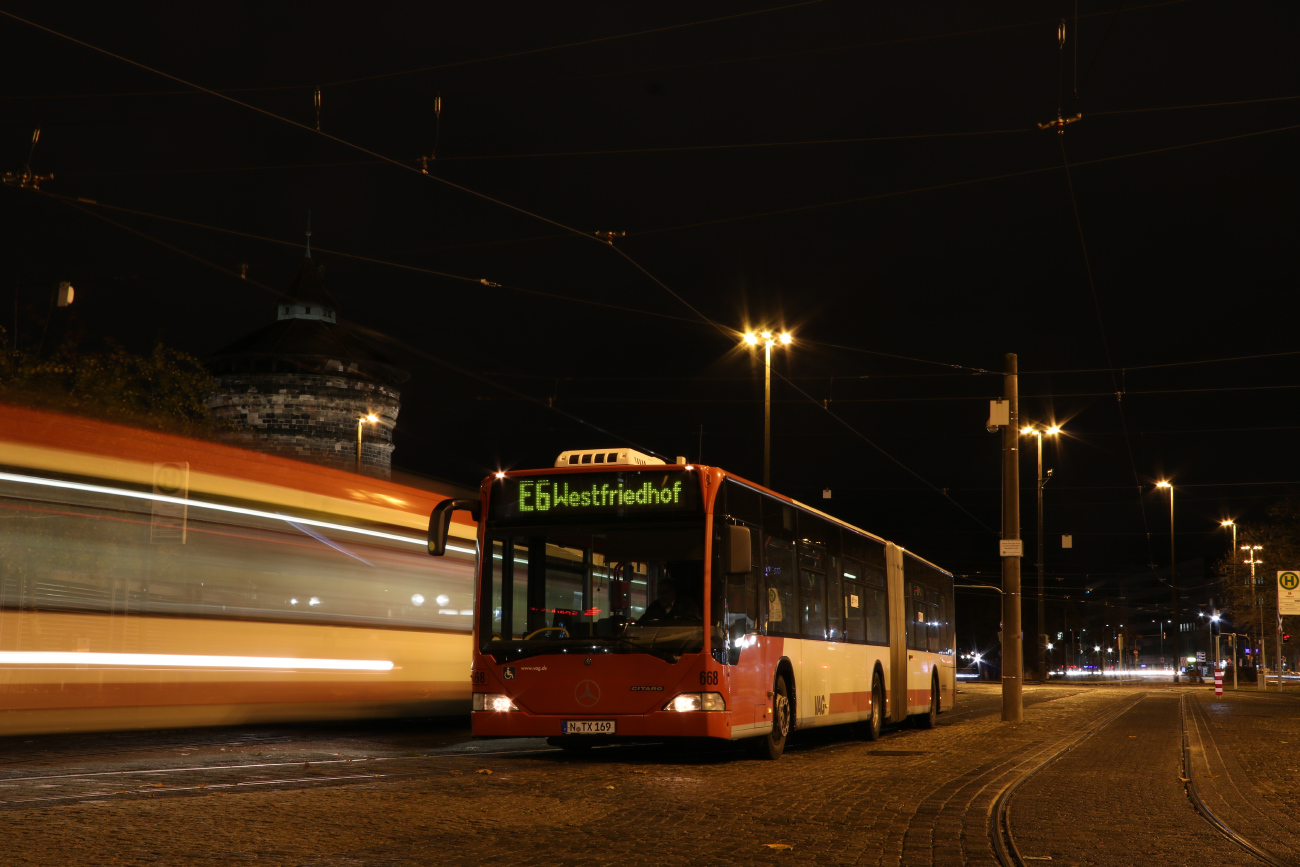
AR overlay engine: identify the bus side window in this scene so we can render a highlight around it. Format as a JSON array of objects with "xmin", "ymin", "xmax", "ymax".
[
  {"xmin": 798, "ymin": 513, "xmax": 834, "ymax": 641},
  {"xmin": 941, "ymin": 576, "xmax": 955, "ymax": 654},
  {"xmin": 826, "ymin": 548, "xmax": 843, "ymax": 641},
  {"xmin": 763, "ymin": 536, "xmax": 796, "ymax": 635},
  {"xmin": 926, "ymin": 587, "xmax": 940, "ymax": 652},
  {"xmin": 842, "ymin": 560, "xmax": 866, "ymax": 643},
  {"xmin": 488, "ymin": 539, "xmax": 506, "ymax": 641},
  {"xmin": 862, "ymin": 563, "xmax": 888, "ymax": 645},
  {"xmin": 907, "ymin": 582, "xmax": 927, "ymax": 650}
]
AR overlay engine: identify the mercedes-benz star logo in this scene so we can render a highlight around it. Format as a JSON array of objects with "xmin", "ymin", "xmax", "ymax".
[{"xmin": 574, "ymin": 679, "xmax": 601, "ymax": 707}]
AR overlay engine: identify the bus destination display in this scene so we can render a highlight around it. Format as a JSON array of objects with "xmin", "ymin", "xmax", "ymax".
[{"xmin": 492, "ymin": 471, "xmax": 699, "ymax": 522}]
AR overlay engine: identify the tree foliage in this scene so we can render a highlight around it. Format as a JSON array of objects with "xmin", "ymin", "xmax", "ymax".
[
  {"xmin": 1211, "ymin": 495, "xmax": 1300, "ymax": 655},
  {"xmin": 0, "ymin": 325, "xmax": 224, "ymax": 434}
]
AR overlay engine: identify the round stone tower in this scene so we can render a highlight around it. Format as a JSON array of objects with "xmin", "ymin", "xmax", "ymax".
[{"xmin": 205, "ymin": 247, "xmax": 408, "ymax": 479}]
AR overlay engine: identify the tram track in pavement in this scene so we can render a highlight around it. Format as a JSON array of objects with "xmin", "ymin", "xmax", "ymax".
[
  {"xmin": 0, "ymin": 740, "xmax": 573, "ymax": 810},
  {"xmin": 990, "ymin": 689, "xmax": 1294, "ymax": 867},
  {"xmin": 0, "ymin": 685, "xmax": 1083, "ymax": 811},
  {"xmin": 0, "ymin": 695, "xmax": 998, "ymax": 811}
]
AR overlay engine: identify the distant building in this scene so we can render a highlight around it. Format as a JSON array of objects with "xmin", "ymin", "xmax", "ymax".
[{"xmin": 204, "ymin": 247, "xmax": 408, "ymax": 478}]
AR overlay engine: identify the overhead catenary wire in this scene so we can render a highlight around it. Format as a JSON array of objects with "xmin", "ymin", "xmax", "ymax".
[
  {"xmin": 0, "ymin": 9, "xmax": 603, "ymax": 246},
  {"xmin": 49, "ymin": 93, "xmax": 1300, "ymax": 180},
  {"xmin": 0, "ymin": 0, "xmax": 1190, "ymax": 102},
  {"xmin": 26, "ymin": 190, "xmax": 707, "ymax": 326},
  {"xmin": 5, "ymin": 5, "xmax": 1282, "ymax": 542},
  {"xmin": 317, "ymin": 0, "xmax": 829, "ymax": 87},
  {"xmin": 40, "ymin": 194, "xmax": 670, "ymax": 461},
  {"xmin": 1057, "ymin": 132, "xmax": 1155, "ymax": 567},
  {"xmin": 17, "ymin": 189, "xmax": 1002, "ymax": 373},
  {"xmin": 19, "ymin": 190, "xmax": 1299, "ymax": 403},
  {"xmin": 628, "ymin": 121, "xmax": 1300, "ymax": 236},
  {"xmin": 3, "ymin": 10, "xmax": 995, "ymax": 531}
]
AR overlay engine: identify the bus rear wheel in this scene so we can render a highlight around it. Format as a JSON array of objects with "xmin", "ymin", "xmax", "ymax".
[
  {"xmin": 749, "ymin": 674, "xmax": 791, "ymax": 760},
  {"xmin": 861, "ymin": 670, "xmax": 884, "ymax": 741}
]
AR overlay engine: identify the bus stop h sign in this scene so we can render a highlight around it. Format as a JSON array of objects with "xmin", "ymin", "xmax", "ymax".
[{"xmin": 1279, "ymin": 571, "xmax": 1300, "ymax": 616}]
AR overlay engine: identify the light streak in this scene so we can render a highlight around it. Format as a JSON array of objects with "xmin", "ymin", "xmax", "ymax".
[
  {"xmin": 0, "ymin": 652, "xmax": 394, "ymax": 670},
  {"xmin": 0, "ymin": 471, "xmax": 475, "ymax": 555}
]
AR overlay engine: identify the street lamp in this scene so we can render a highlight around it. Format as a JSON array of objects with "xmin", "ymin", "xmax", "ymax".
[
  {"xmin": 1157, "ymin": 480, "xmax": 1178, "ymax": 682},
  {"xmin": 743, "ymin": 329, "xmax": 792, "ymax": 488},
  {"xmin": 1242, "ymin": 543, "xmax": 1264, "ymax": 688},
  {"xmin": 1219, "ymin": 520, "xmax": 1236, "ymax": 677},
  {"xmin": 356, "ymin": 413, "xmax": 378, "ymax": 473},
  {"xmin": 1020, "ymin": 423, "xmax": 1061, "ymax": 683}
]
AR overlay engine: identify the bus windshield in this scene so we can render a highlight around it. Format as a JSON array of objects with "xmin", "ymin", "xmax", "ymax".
[{"xmin": 481, "ymin": 523, "xmax": 705, "ymax": 662}]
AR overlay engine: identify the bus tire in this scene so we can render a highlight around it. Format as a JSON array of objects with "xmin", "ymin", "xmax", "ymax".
[
  {"xmin": 863, "ymin": 669, "xmax": 884, "ymax": 741},
  {"xmin": 915, "ymin": 675, "xmax": 938, "ymax": 730},
  {"xmin": 749, "ymin": 674, "xmax": 791, "ymax": 760}
]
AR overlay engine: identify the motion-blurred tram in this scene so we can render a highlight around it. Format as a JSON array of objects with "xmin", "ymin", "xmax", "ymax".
[{"xmin": 0, "ymin": 406, "xmax": 476, "ymax": 737}]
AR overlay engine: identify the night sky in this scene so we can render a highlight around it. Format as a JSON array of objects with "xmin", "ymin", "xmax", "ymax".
[{"xmin": 4, "ymin": 1, "xmax": 1298, "ymax": 654}]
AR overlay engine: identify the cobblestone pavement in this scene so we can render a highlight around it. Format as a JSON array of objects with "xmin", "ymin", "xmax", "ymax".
[
  {"xmin": 1009, "ymin": 692, "xmax": 1255, "ymax": 867},
  {"xmin": 1, "ymin": 685, "xmax": 1293, "ymax": 867},
  {"xmin": 1187, "ymin": 690, "xmax": 1300, "ymax": 863}
]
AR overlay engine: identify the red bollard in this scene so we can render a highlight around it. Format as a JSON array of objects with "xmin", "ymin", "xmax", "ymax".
[{"xmin": 1214, "ymin": 666, "xmax": 1224, "ymax": 696}]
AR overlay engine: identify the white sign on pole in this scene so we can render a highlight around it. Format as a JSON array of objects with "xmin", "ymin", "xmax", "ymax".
[
  {"xmin": 1000, "ymin": 539, "xmax": 1023, "ymax": 557},
  {"xmin": 1278, "ymin": 571, "xmax": 1300, "ymax": 616},
  {"xmin": 1061, "ymin": 534, "xmax": 1073, "ymax": 548}
]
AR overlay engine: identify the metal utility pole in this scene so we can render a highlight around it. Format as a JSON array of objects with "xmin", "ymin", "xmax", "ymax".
[
  {"xmin": 742, "ymin": 330, "xmax": 790, "ymax": 489},
  {"xmin": 1036, "ymin": 437, "xmax": 1046, "ymax": 682},
  {"xmin": 764, "ymin": 339, "xmax": 771, "ymax": 488},
  {"xmin": 1158, "ymin": 482, "xmax": 1178, "ymax": 682},
  {"xmin": 1244, "ymin": 546, "xmax": 1263, "ymax": 688},
  {"xmin": 1001, "ymin": 353, "xmax": 1023, "ymax": 722}
]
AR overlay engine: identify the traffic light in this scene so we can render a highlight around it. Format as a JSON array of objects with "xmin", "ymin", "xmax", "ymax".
[{"xmin": 1285, "ymin": 633, "xmax": 1292, "ymax": 644}]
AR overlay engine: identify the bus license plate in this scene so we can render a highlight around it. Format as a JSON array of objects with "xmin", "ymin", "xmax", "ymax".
[{"xmin": 563, "ymin": 720, "xmax": 615, "ymax": 735}]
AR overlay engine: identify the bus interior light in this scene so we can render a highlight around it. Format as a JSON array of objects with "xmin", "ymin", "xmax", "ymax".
[
  {"xmin": 473, "ymin": 693, "xmax": 518, "ymax": 712},
  {"xmin": 665, "ymin": 692, "xmax": 725, "ymax": 712}
]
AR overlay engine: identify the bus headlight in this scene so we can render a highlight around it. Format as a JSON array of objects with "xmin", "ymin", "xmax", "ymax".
[
  {"xmin": 473, "ymin": 693, "xmax": 518, "ymax": 712},
  {"xmin": 664, "ymin": 692, "xmax": 726, "ymax": 712}
]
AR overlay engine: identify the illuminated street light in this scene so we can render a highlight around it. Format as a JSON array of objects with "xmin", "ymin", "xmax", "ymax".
[
  {"xmin": 742, "ymin": 329, "xmax": 793, "ymax": 488},
  {"xmin": 356, "ymin": 413, "xmax": 379, "ymax": 473},
  {"xmin": 1021, "ymin": 423, "xmax": 1062, "ymax": 681}
]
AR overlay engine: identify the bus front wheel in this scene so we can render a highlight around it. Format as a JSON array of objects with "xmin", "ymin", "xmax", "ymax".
[{"xmin": 750, "ymin": 674, "xmax": 791, "ymax": 760}]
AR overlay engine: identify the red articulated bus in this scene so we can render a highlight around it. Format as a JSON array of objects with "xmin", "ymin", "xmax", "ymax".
[{"xmin": 429, "ymin": 448, "xmax": 956, "ymax": 759}]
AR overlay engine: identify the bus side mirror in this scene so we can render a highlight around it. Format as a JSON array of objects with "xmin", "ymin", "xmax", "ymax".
[
  {"xmin": 726, "ymin": 525, "xmax": 751, "ymax": 574},
  {"xmin": 428, "ymin": 498, "xmax": 480, "ymax": 556}
]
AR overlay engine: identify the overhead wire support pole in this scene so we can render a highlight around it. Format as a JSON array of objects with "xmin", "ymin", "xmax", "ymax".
[
  {"xmin": 1002, "ymin": 353, "xmax": 1023, "ymax": 722},
  {"xmin": 1037, "ymin": 432, "xmax": 1045, "ymax": 682}
]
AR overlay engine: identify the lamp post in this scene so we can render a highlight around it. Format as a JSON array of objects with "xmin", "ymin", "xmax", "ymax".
[
  {"xmin": 1242, "ymin": 544, "xmax": 1264, "ymax": 688},
  {"xmin": 1156, "ymin": 481, "xmax": 1178, "ymax": 682},
  {"xmin": 356, "ymin": 413, "xmax": 378, "ymax": 473},
  {"xmin": 743, "ymin": 330, "xmax": 791, "ymax": 488},
  {"xmin": 1020, "ymin": 424, "xmax": 1060, "ymax": 682}
]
